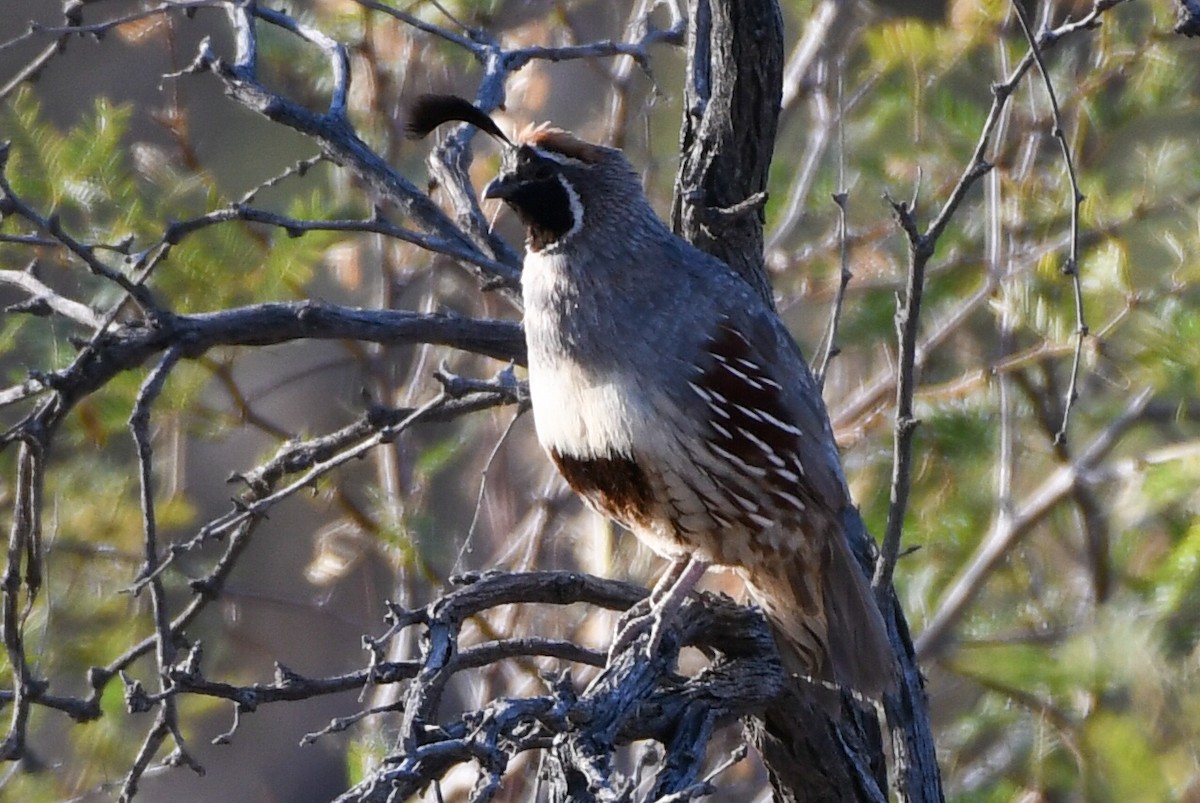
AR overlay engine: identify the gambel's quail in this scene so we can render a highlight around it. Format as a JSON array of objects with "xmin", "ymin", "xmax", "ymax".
[{"xmin": 410, "ymin": 95, "xmax": 895, "ymax": 697}]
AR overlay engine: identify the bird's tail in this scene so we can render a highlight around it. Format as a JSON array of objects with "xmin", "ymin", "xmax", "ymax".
[{"xmin": 738, "ymin": 515, "xmax": 895, "ymax": 700}]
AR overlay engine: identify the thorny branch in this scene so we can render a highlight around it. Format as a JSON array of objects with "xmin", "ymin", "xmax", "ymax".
[
  {"xmin": 121, "ymin": 348, "xmax": 204, "ymax": 802},
  {"xmin": 0, "ymin": 439, "xmax": 43, "ymax": 761},
  {"xmin": 0, "ymin": 372, "xmax": 522, "ymax": 792},
  {"xmin": 827, "ymin": 184, "xmax": 1190, "ymax": 441},
  {"xmin": 814, "ymin": 64, "xmax": 852, "ymax": 387},
  {"xmin": 334, "ymin": 571, "xmax": 775, "ymax": 803},
  {"xmin": 872, "ymin": 0, "xmax": 1128, "ymax": 596},
  {"xmin": 0, "ymin": 68, "xmax": 525, "ymax": 792},
  {"xmin": 1009, "ymin": 0, "xmax": 1089, "ymax": 446},
  {"xmin": 0, "ymin": 298, "xmax": 524, "ymax": 414}
]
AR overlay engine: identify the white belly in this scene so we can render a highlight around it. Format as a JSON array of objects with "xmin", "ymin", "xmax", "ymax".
[
  {"xmin": 522, "ymin": 247, "xmax": 650, "ymax": 459},
  {"xmin": 527, "ymin": 358, "xmax": 645, "ymax": 458}
]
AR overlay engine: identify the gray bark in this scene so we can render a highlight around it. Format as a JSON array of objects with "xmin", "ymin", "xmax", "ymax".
[{"xmin": 671, "ymin": 0, "xmax": 782, "ymax": 308}]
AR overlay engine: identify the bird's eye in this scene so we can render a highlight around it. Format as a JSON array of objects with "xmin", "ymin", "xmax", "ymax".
[{"xmin": 533, "ymin": 163, "xmax": 554, "ymax": 181}]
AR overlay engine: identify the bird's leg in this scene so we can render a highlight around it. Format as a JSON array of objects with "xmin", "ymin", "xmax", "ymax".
[
  {"xmin": 612, "ymin": 557, "xmax": 690, "ymax": 634},
  {"xmin": 609, "ymin": 556, "xmax": 709, "ymax": 661},
  {"xmin": 643, "ymin": 556, "xmax": 709, "ymax": 656}
]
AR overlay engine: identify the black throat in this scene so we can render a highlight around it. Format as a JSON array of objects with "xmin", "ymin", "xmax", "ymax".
[{"xmin": 505, "ymin": 178, "xmax": 576, "ymax": 251}]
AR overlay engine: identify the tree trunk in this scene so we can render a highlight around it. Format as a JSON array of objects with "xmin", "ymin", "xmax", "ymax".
[
  {"xmin": 671, "ymin": 0, "xmax": 781, "ymax": 309},
  {"xmin": 670, "ymin": 2, "xmax": 945, "ymax": 800}
]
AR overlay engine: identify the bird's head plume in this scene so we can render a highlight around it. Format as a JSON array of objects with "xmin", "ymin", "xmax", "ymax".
[
  {"xmin": 405, "ymin": 93, "xmax": 512, "ymax": 146},
  {"xmin": 406, "ymin": 94, "xmax": 644, "ymax": 251}
]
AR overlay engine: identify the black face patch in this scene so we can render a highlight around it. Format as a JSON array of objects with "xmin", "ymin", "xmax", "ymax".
[{"xmin": 504, "ymin": 176, "xmax": 575, "ymax": 251}]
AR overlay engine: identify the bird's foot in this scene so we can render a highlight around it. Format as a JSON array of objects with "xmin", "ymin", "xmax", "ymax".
[
  {"xmin": 607, "ymin": 599, "xmax": 658, "ymax": 662},
  {"xmin": 606, "ymin": 557, "xmax": 710, "ymax": 663}
]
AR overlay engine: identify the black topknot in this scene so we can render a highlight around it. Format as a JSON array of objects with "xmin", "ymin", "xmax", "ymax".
[{"xmin": 405, "ymin": 94, "xmax": 511, "ymax": 145}]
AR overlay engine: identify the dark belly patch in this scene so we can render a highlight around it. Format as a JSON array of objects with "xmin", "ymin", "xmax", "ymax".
[{"xmin": 548, "ymin": 450, "xmax": 655, "ymax": 528}]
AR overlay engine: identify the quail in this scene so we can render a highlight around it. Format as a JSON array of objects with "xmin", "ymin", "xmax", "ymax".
[{"xmin": 409, "ymin": 95, "xmax": 895, "ymax": 697}]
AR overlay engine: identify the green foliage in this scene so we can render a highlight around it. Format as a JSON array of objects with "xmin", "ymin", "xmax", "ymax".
[{"xmin": 2, "ymin": 89, "xmax": 142, "ymax": 237}]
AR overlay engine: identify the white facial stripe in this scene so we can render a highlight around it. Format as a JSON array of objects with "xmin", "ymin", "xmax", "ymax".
[
  {"xmin": 542, "ymin": 175, "xmax": 583, "ymax": 252},
  {"xmin": 531, "ymin": 146, "xmax": 587, "ymax": 167}
]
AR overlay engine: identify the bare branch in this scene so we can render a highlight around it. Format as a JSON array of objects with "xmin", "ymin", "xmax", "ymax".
[
  {"xmin": 871, "ymin": 0, "xmax": 1129, "ymax": 598},
  {"xmin": 916, "ymin": 386, "xmax": 1154, "ymax": 658},
  {"xmin": 0, "ymin": 267, "xmax": 105, "ymax": 329},
  {"xmin": 815, "ymin": 188, "xmax": 851, "ymax": 387},
  {"xmin": 121, "ymin": 348, "xmax": 204, "ymax": 799},
  {"xmin": 0, "ymin": 439, "xmax": 44, "ymax": 761},
  {"xmin": 1010, "ymin": 0, "xmax": 1090, "ymax": 445},
  {"xmin": 330, "ymin": 570, "xmax": 783, "ymax": 803},
  {"xmin": 0, "ymin": 303, "xmax": 521, "ymax": 428},
  {"xmin": 187, "ymin": 3, "xmax": 520, "ymax": 294}
]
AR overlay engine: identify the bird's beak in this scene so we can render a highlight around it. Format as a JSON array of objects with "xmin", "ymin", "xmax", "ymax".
[{"xmin": 482, "ymin": 174, "xmax": 516, "ymax": 201}]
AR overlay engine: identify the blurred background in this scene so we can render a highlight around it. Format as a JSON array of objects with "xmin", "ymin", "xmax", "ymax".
[{"xmin": 1, "ymin": 0, "xmax": 1199, "ymax": 800}]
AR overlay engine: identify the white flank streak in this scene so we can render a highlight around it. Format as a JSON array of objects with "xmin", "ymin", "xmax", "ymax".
[
  {"xmin": 725, "ymin": 327, "xmax": 752, "ymax": 346},
  {"xmin": 772, "ymin": 489, "xmax": 807, "ymax": 511},
  {"xmin": 736, "ymin": 426, "xmax": 780, "ymax": 464},
  {"xmin": 733, "ymin": 403, "xmax": 764, "ymax": 422},
  {"xmin": 711, "ymin": 420, "xmax": 732, "ymax": 439},
  {"xmin": 734, "ymin": 424, "xmax": 782, "ymax": 456},
  {"xmin": 721, "ymin": 362, "xmax": 764, "ymax": 389},
  {"xmin": 709, "ymin": 401, "xmax": 732, "ymax": 419},
  {"xmin": 776, "ymin": 467, "xmax": 800, "ymax": 483},
  {"xmin": 688, "ymin": 380, "xmax": 713, "ymax": 402},
  {"xmin": 730, "ymin": 493, "xmax": 760, "ymax": 513},
  {"xmin": 709, "ymin": 443, "xmax": 768, "ymax": 478},
  {"xmin": 757, "ymin": 408, "xmax": 804, "ymax": 437},
  {"xmin": 747, "ymin": 512, "xmax": 776, "ymax": 529}
]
